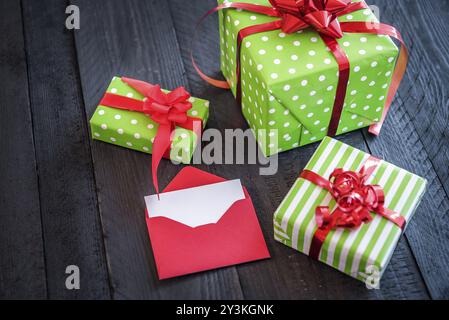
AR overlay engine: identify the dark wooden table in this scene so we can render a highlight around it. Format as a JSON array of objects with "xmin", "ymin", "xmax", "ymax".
[{"xmin": 1, "ymin": 0, "xmax": 449, "ymax": 300}]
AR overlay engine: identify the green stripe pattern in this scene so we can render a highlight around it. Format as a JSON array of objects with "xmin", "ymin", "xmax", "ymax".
[{"xmin": 273, "ymin": 137, "xmax": 427, "ymax": 282}]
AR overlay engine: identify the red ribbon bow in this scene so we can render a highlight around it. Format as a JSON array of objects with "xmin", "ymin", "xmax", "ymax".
[
  {"xmin": 271, "ymin": 0, "xmax": 352, "ymax": 38},
  {"xmin": 139, "ymin": 83, "xmax": 192, "ymax": 126},
  {"xmin": 300, "ymin": 156, "xmax": 406, "ymax": 260},
  {"xmin": 313, "ymin": 167, "xmax": 386, "ymax": 230},
  {"xmin": 192, "ymin": 0, "xmax": 408, "ymax": 137},
  {"xmin": 99, "ymin": 77, "xmax": 202, "ymax": 195}
]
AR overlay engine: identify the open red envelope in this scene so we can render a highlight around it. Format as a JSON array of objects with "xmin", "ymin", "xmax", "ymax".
[{"xmin": 145, "ymin": 166, "xmax": 270, "ymax": 280}]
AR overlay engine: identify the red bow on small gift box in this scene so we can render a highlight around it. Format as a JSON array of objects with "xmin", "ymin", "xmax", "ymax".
[
  {"xmin": 192, "ymin": 0, "xmax": 408, "ymax": 137},
  {"xmin": 139, "ymin": 84, "xmax": 193, "ymax": 126},
  {"xmin": 300, "ymin": 156, "xmax": 405, "ymax": 260},
  {"xmin": 100, "ymin": 77, "xmax": 202, "ymax": 195}
]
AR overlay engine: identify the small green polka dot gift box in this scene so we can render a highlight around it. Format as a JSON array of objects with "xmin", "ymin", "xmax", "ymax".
[
  {"xmin": 211, "ymin": 0, "xmax": 407, "ymax": 157},
  {"xmin": 273, "ymin": 137, "xmax": 426, "ymax": 284},
  {"xmin": 90, "ymin": 76, "xmax": 209, "ymax": 165}
]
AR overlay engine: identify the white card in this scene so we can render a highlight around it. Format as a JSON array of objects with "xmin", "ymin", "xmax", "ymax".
[{"xmin": 145, "ymin": 179, "xmax": 245, "ymax": 228}]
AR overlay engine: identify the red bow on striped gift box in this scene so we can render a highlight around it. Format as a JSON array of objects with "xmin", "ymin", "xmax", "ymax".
[{"xmin": 299, "ymin": 155, "xmax": 405, "ymax": 260}]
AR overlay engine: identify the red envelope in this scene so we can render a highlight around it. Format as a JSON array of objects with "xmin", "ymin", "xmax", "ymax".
[{"xmin": 145, "ymin": 166, "xmax": 270, "ymax": 280}]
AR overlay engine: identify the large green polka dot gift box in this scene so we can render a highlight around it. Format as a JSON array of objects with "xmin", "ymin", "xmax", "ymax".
[
  {"xmin": 210, "ymin": 0, "xmax": 406, "ymax": 157},
  {"xmin": 90, "ymin": 76, "xmax": 209, "ymax": 165},
  {"xmin": 273, "ymin": 137, "xmax": 426, "ymax": 283}
]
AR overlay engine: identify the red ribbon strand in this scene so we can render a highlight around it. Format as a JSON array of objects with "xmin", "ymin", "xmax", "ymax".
[
  {"xmin": 192, "ymin": 0, "xmax": 407, "ymax": 137},
  {"xmin": 300, "ymin": 155, "xmax": 406, "ymax": 260},
  {"xmin": 99, "ymin": 77, "xmax": 202, "ymax": 195}
]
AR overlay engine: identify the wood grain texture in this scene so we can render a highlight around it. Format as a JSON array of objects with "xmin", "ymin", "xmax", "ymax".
[
  {"xmin": 72, "ymin": 0, "xmax": 243, "ymax": 299},
  {"xmin": 386, "ymin": 0, "xmax": 449, "ymax": 191},
  {"xmin": 21, "ymin": 0, "xmax": 111, "ymax": 299},
  {"xmin": 168, "ymin": 0, "xmax": 429, "ymax": 299},
  {"xmin": 0, "ymin": 0, "xmax": 46, "ymax": 299},
  {"xmin": 361, "ymin": 0, "xmax": 449, "ymax": 299}
]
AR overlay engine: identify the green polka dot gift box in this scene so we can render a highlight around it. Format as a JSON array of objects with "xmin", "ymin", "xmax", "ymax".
[
  {"xmin": 216, "ymin": 0, "xmax": 404, "ymax": 157},
  {"xmin": 273, "ymin": 137, "xmax": 426, "ymax": 283},
  {"xmin": 90, "ymin": 76, "xmax": 209, "ymax": 164}
]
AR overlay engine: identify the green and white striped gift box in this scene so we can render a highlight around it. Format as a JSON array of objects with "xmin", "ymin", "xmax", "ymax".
[{"xmin": 273, "ymin": 137, "xmax": 427, "ymax": 282}]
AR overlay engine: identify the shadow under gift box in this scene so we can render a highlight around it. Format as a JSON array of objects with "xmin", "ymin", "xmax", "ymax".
[
  {"xmin": 218, "ymin": 0, "xmax": 399, "ymax": 157},
  {"xmin": 273, "ymin": 137, "xmax": 427, "ymax": 282},
  {"xmin": 90, "ymin": 76, "xmax": 210, "ymax": 163}
]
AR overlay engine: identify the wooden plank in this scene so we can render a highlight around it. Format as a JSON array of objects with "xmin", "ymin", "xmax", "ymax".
[
  {"xmin": 0, "ymin": 0, "xmax": 47, "ymax": 299},
  {"xmin": 21, "ymin": 0, "xmax": 111, "ymax": 299},
  {"xmin": 379, "ymin": 0, "xmax": 449, "ymax": 193},
  {"xmin": 168, "ymin": 0, "xmax": 429, "ymax": 299},
  {"xmin": 361, "ymin": 0, "xmax": 449, "ymax": 299},
  {"xmin": 72, "ymin": 0, "xmax": 243, "ymax": 299}
]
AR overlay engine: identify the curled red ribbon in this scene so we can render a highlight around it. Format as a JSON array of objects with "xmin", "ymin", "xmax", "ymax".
[
  {"xmin": 300, "ymin": 155, "xmax": 406, "ymax": 260},
  {"xmin": 99, "ymin": 77, "xmax": 202, "ymax": 195},
  {"xmin": 192, "ymin": 0, "xmax": 408, "ymax": 137}
]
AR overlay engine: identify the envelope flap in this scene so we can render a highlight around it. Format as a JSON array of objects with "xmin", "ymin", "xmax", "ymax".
[
  {"xmin": 145, "ymin": 179, "xmax": 246, "ymax": 228},
  {"xmin": 164, "ymin": 166, "xmax": 226, "ymax": 191}
]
